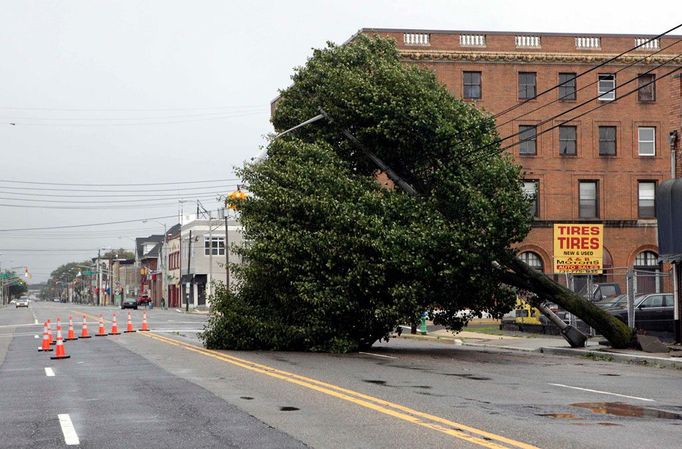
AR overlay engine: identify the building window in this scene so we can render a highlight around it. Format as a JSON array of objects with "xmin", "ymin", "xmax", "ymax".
[
  {"xmin": 579, "ymin": 181, "xmax": 599, "ymax": 219},
  {"xmin": 519, "ymin": 125, "xmax": 537, "ymax": 155},
  {"xmin": 634, "ymin": 250, "xmax": 661, "ymax": 294},
  {"xmin": 598, "ymin": 74, "xmax": 615, "ymax": 101},
  {"xmin": 638, "ymin": 127, "xmax": 656, "ymax": 156},
  {"xmin": 463, "ymin": 71, "xmax": 481, "ymax": 99},
  {"xmin": 598, "ymin": 126, "xmax": 617, "ymax": 156},
  {"xmin": 523, "ymin": 181, "xmax": 539, "ymax": 218},
  {"xmin": 638, "ymin": 181, "xmax": 656, "ymax": 218},
  {"xmin": 559, "ymin": 126, "xmax": 577, "ymax": 155},
  {"xmin": 558, "ymin": 73, "xmax": 577, "ymax": 100},
  {"xmin": 638, "ymin": 74, "xmax": 656, "ymax": 102},
  {"xmin": 204, "ymin": 236, "xmax": 225, "ymax": 256},
  {"xmin": 518, "ymin": 72, "xmax": 536, "ymax": 100},
  {"xmin": 519, "ymin": 251, "xmax": 544, "ymax": 271}
]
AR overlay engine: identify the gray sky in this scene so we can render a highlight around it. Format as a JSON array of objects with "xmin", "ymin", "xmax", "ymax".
[{"xmin": 0, "ymin": 0, "xmax": 678, "ymax": 282}]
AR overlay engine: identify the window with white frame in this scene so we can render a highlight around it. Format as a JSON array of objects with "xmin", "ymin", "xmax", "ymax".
[
  {"xmin": 598, "ymin": 74, "xmax": 615, "ymax": 101},
  {"xmin": 638, "ymin": 181, "xmax": 656, "ymax": 218},
  {"xmin": 523, "ymin": 180, "xmax": 539, "ymax": 218},
  {"xmin": 638, "ymin": 127, "xmax": 656, "ymax": 156},
  {"xmin": 204, "ymin": 236, "xmax": 225, "ymax": 256},
  {"xmin": 579, "ymin": 181, "xmax": 599, "ymax": 219}
]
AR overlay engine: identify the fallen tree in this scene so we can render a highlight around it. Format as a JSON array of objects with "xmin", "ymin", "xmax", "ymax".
[{"xmin": 203, "ymin": 35, "xmax": 634, "ymax": 351}]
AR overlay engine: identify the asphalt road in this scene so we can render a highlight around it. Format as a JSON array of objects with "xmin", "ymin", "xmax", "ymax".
[{"xmin": 2, "ymin": 301, "xmax": 682, "ymax": 449}]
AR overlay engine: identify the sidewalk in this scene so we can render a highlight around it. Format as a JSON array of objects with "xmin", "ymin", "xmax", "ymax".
[{"xmin": 398, "ymin": 326, "xmax": 682, "ymax": 370}]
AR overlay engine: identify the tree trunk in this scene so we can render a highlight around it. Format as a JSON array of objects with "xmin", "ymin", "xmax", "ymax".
[{"xmin": 499, "ymin": 257, "xmax": 634, "ymax": 349}]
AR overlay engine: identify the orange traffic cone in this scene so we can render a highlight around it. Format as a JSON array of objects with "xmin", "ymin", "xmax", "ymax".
[
  {"xmin": 95, "ymin": 315, "xmax": 107, "ymax": 337},
  {"xmin": 66, "ymin": 314, "xmax": 78, "ymax": 341},
  {"xmin": 51, "ymin": 318, "xmax": 61, "ymax": 345},
  {"xmin": 38, "ymin": 322, "xmax": 53, "ymax": 352},
  {"xmin": 109, "ymin": 313, "xmax": 121, "ymax": 335},
  {"xmin": 80, "ymin": 314, "xmax": 92, "ymax": 339},
  {"xmin": 139, "ymin": 311, "xmax": 149, "ymax": 331},
  {"xmin": 50, "ymin": 326, "xmax": 70, "ymax": 360},
  {"xmin": 124, "ymin": 311, "xmax": 136, "ymax": 333},
  {"xmin": 47, "ymin": 319, "xmax": 54, "ymax": 345}
]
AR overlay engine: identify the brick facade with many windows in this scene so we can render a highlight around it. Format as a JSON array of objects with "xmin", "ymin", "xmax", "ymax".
[{"xmin": 359, "ymin": 28, "xmax": 682, "ymax": 292}]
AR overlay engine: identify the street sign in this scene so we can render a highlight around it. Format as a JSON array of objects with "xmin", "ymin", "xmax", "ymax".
[
  {"xmin": 553, "ymin": 224, "xmax": 603, "ymax": 274},
  {"xmin": 82, "ymin": 271, "xmax": 96, "ymax": 276}
]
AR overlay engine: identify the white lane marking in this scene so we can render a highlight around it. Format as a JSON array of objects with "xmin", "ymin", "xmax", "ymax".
[
  {"xmin": 0, "ymin": 323, "xmax": 42, "ymax": 329},
  {"xmin": 150, "ymin": 329, "xmax": 203, "ymax": 333},
  {"xmin": 58, "ymin": 414, "xmax": 80, "ymax": 445},
  {"xmin": 358, "ymin": 352, "xmax": 398, "ymax": 359},
  {"xmin": 548, "ymin": 383, "xmax": 655, "ymax": 402},
  {"xmin": 45, "ymin": 367, "xmax": 55, "ymax": 377},
  {"xmin": 31, "ymin": 308, "xmax": 39, "ymax": 325}
]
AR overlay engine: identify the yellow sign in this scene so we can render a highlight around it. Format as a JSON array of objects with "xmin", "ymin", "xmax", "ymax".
[{"xmin": 553, "ymin": 224, "xmax": 603, "ymax": 274}]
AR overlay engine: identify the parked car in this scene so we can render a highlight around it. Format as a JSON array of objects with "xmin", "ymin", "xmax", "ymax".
[
  {"xmin": 136, "ymin": 294, "xmax": 152, "ymax": 307},
  {"xmin": 15, "ymin": 297, "xmax": 30, "ymax": 308},
  {"xmin": 121, "ymin": 297, "xmax": 138, "ymax": 310},
  {"xmin": 594, "ymin": 294, "xmax": 628, "ymax": 310},
  {"xmin": 608, "ymin": 293, "xmax": 674, "ymax": 333},
  {"xmin": 589, "ymin": 282, "xmax": 622, "ymax": 302}
]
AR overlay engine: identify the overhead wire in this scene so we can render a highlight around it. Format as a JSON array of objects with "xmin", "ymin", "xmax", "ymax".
[
  {"xmin": 495, "ymin": 38, "xmax": 682, "ymax": 129},
  {"xmin": 0, "ymin": 215, "xmax": 178, "ymax": 232},
  {"xmin": 467, "ymin": 63, "xmax": 682, "ymax": 166},
  {"xmin": 0, "ymin": 177, "xmax": 239, "ymax": 186},
  {"xmin": 491, "ymin": 23, "xmax": 682, "ymax": 119}
]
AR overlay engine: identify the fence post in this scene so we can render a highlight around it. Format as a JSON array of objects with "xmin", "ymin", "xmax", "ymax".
[{"xmin": 626, "ymin": 269, "xmax": 636, "ymax": 329}]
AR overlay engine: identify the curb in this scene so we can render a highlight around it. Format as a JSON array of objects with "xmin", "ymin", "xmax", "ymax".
[{"xmin": 396, "ymin": 334, "xmax": 682, "ymax": 369}]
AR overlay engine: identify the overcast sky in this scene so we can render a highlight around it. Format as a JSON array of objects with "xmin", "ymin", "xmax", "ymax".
[{"xmin": 0, "ymin": 0, "xmax": 678, "ymax": 282}]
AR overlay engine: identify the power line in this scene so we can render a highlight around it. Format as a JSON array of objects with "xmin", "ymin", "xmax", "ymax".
[
  {"xmin": 0, "ymin": 193, "xmax": 222, "ymax": 204},
  {"xmin": 0, "ymin": 189, "xmax": 232, "ymax": 198},
  {"xmin": 461, "ymin": 51, "xmax": 682, "ymax": 163},
  {"xmin": 495, "ymin": 39, "xmax": 682, "ymax": 129},
  {"xmin": 0, "ymin": 184, "xmax": 235, "ymax": 193},
  {"xmin": 0, "ymin": 107, "xmax": 266, "ymax": 120},
  {"xmin": 469, "ymin": 64, "xmax": 682, "ymax": 165},
  {"xmin": 492, "ymin": 22, "xmax": 682, "ymax": 119},
  {"xmin": 0, "ymin": 178, "xmax": 239, "ymax": 187},
  {"xmin": 0, "ymin": 215, "xmax": 177, "ymax": 232},
  {"xmin": 7, "ymin": 111, "xmax": 265, "ymax": 127},
  {"xmin": 0, "ymin": 104, "xmax": 266, "ymax": 112}
]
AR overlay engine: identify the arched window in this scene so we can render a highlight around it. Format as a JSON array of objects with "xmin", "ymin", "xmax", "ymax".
[
  {"xmin": 634, "ymin": 250, "xmax": 660, "ymax": 294},
  {"xmin": 519, "ymin": 251, "xmax": 543, "ymax": 271},
  {"xmin": 635, "ymin": 251, "xmax": 658, "ymax": 266}
]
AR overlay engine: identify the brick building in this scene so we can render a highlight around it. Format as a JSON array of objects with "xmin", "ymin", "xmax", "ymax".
[{"xmin": 358, "ymin": 29, "xmax": 682, "ymax": 294}]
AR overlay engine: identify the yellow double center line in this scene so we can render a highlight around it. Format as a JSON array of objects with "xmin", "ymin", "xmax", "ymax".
[{"xmin": 136, "ymin": 331, "xmax": 540, "ymax": 449}]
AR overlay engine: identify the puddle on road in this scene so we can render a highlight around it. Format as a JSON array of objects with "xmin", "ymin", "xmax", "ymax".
[
  {"xmin": 571, "ymin": 402, "xmax": 682, "ymax": 420},
  {"xmin": 440, "ymin": 373, "xmax": 491, "ymax": 381},
  {"xmin": 598, "ymin": 373, "xmax": 621, "ymax": 377},
  {"xmin": 536, "ymin": 413, "xmax": 580, "ymax": 419},
  {"xmin": 240, "ymin": 396, "xmax": 254, "ymax": 400},
  {"xmin": 363, "ymin": 379, "xmax": 388, "ymax": 386},
  {"xmin": 280, "ymin": 406, "xmax": 300, "ymax": 411}
]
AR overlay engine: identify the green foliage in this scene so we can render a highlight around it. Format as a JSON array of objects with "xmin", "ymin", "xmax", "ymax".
[
  {"xmin": 101, "ymin": 249, "xmax": 135, "ymax": 260},
  {"xmin": 203, "ymin": 35, "xmax": 532, "ymax": 352},
  {"xmin": 2, "ymin": 271, "xmax": 28, "ymax": 299}
]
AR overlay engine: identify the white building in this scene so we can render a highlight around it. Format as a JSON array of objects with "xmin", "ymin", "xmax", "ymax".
[{"xmin": 180, "ymin": 213, "xmax": 243, "ymax": 309}]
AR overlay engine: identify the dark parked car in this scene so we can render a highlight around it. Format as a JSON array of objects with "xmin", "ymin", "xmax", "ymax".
[
  {"xmin": 594, "ymin": 294, "xmax": 627, "ymax": 310},
  {"xmin": 136, "ymin": 294, "xmax": 152, "ymax": 307},
  {"xmin": 121, "ymin": 297, "xmax": 138, "ymax": 310},
  {"xmin": 609, "ymin": 293, "xmax": 674, "ymax": 333}
]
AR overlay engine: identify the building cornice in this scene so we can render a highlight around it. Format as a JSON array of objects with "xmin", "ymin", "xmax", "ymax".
[{"xmin": 399, "ymin": 50, "xmax": 682, "ymax": 65}]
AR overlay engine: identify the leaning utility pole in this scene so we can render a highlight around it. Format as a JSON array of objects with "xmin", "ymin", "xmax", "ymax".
[{"xmin": 186, "ymin": 230, "xmax": 192, "ymax": 312}]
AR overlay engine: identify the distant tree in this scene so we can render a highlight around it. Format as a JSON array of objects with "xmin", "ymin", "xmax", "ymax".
[{"xmin": 101, "ymin": 249, "xmax": 135, "ymax": 260}]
